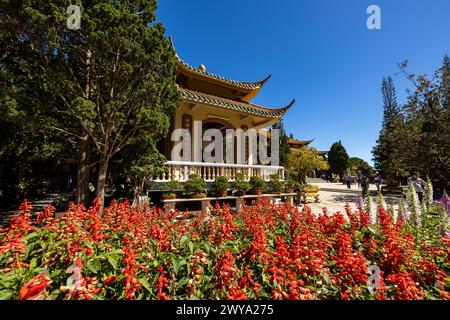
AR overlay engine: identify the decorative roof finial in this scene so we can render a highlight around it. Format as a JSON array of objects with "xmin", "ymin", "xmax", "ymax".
[{"xmin": 198, "ymin": 64, "xmax": 206, "ymax": 72}]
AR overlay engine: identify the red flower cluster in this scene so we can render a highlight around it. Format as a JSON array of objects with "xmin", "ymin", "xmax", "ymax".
[{"xmin": 0, "ymin": 197, "xmax": 449, "ymax": 300}]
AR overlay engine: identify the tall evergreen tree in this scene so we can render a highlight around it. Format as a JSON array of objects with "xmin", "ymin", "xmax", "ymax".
[
  {"xmin": 1, "ymin": 1, "xmax": 180, "ymax": 209},
  {"xmin": 372, "ymin": 76, "xmax": 401, "ymax": 180},
  {"xmin": 381, "ymin": 76, "xmax": 400, "ymax": 129},
  {"xmin": 440, "ymin": 54, "xmax": 450, "ymax": 109},
  {"xmin": 373, "ymin": 57, "xmax": 450, "ymax": 192},
  {"xmin": 327, "ymin": 140, "xmax": 349, "ymax": 178}
]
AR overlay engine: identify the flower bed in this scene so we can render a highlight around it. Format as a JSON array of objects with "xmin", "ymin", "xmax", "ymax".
[{"xmin": 1, "ymin": 198, "xmax": 449, "ymax": 300}]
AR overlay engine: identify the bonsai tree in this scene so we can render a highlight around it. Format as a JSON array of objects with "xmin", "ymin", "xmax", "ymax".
[
  {"xmin": 160, "ymin": 180, "xmax": 182, "ymax": 200},
  {"xmin": 183, "ymin": 174, "xmax": 207, "ymax": 198},
  {"xmin": 210, "ymin": 176, "xmax": 229, "ymax": 197},
  {"xmin": 268, "ymin": 174, "xmax": 283, "ymax": 194},
  {"xmin": 231, "ymin": 172, "xmax": 250, "ymax": 196},
  {"xmin": 249, "ymin": 176, "xmax": 268, "ymax": 195},
  {"xmin": 284, "ymin": 178, "xmax": 299, "ymax": 193}
]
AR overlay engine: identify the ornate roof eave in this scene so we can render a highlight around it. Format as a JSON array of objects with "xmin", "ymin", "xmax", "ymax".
[
  {"xmin": 288, "ymin": 138, "xmax": 315, "ymax": 146},
  {"xmin": 178, "ymin": 86, "xmax": 295, "ymax": 119},
  {"xmin": 169, "ymin": 36, "xmax": 271, "ymax": 98}
]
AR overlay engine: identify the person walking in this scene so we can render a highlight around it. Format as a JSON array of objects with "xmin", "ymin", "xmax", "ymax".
[
  {"xmin": 374, "ymin": 172, "xmax": 382, "ymax": 191},
  {"xmin": 361, "ymin": 175, "xmax": 370, "ymax": 197},
  {"xmin": 357, "ymin": 172, "xmax": 362, "ymax": 189},
  {"xmin": 408, "ymin": 173, "xmax": 425, "ymax": 203},
  {"xmin": 344, "ymin": 173, "xmax": 351, "ymax": 189}
]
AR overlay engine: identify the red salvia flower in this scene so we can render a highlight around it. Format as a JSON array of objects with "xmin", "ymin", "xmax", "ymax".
[{"xmin": 19, "ymin": 273, "xmax": 52, "ymax": 300}]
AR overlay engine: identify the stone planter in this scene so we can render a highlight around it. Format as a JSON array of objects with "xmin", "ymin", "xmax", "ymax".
[
  {"xmin": 218, "ymin": 189, "xmax": 228, "ymax": 198},
  {"xmin": 235, "ymin": 190, "xmax": 246, "ymax": 197},
  {"xmin": 161, "ymin": 193, "xmax": 176, "ymax": 200},
  {"xmin": 190, "ymin": 192, "xmax": 207, "ymax": 199}
]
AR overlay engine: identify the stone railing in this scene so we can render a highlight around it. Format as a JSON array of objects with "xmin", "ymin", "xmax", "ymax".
[{"xmin": 152, "ymin": 161, "xmax": 285, "ymax": 182}]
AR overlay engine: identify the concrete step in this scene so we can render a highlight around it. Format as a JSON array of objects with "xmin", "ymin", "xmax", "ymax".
[{"xmin": 1, "ymin": 193, "xmax": 64, "ymax": 228}]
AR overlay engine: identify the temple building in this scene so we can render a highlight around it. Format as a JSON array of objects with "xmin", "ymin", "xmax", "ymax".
[
  {"xmin": 153, "ymin": 38, "xmax": 295, "ymax": 182},
  {"xmin": 287, "ymin": 138, "xmax": 329, "ymax": 157}
]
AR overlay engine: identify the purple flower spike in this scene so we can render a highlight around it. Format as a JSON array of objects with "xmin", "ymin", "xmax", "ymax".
[{"xmin": 440, "ymin": 191, "xmax": 450, "ymax": 217}]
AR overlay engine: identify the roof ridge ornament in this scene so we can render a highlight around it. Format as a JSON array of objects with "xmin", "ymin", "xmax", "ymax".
[
  {"xmin": 168, "ymin": 36, "xmax": 179, "ymax": 58},
  {"xmin": 169, "ymin": 36, "xmax": 270, "ymax": 91},
  {"xmin": 260, "ymin": 74, "xmax": 272, "ymax": 85},
  {"xmin": 278, "ymin": 98, "xmax": 296, "ymax": 111}
]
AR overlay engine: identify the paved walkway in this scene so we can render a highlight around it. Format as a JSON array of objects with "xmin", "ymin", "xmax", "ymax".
[
  {"xmin": 1, "ymin": 193, "xmax": 62, "ymax": 228},
  {"xmin": 301, "ymin": 182, "xmax": 402, "ymax": 216}
]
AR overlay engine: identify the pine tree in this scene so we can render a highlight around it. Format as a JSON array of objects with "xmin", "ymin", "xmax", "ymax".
[
  {"xmin": 1, "ymin": 1, "xmax": 180, "ymax": 209},
  {"xmin": 372, "ymin": 76, "xmax": 401, "ymax": 180},
  {"xmin": 441, "ymin": 55, "xmax": 450, "ymax": 109},
  {"xmin": 381, "ymin": 77, "xmax": 400, "ymax": 130},
  {"xmin": 327, "ymin": 140, "xmax": 349, "ymax": 178}
]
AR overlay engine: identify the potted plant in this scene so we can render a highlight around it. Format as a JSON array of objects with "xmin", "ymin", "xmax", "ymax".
[
  {"xmin": 231, "ymin": 172, "xmax": 250, "ymax": 196},
  {"xmin": 183, "ymin": 174, "xmax": 207, "ymax": 198},
  {"xmin": 268, "ymin": 174, "xmax": 283, "ymax": 194},
  {"xmin": 210, "ymin": 176, "xmax": 229, "ymax": 197},
  {"xmin": 160, "ymin": 180, "xmax": 182, "ymax": 200},
  {"xmin": 249, "ymin": 176, "xmax": 268, "ymax": 196},
  {"xmin": 284, "ymin": 179, "xmax": 297, "ymax": 193}
]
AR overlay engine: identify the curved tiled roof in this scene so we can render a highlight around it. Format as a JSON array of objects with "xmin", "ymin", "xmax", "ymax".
[
  {"xmin": 178, "ymin": 59, "xmax": 270, "ymax": 90},
  {"xmin": 178, "ymin": 86, "xmax": 294, "ymax": 119},
  {"xmin": 170, "ymin": 36, "xmax": 270, "ymax": 91},
  {"xmin": 288, "ymin": 138, "xmax": 315, "ymax": 146}
]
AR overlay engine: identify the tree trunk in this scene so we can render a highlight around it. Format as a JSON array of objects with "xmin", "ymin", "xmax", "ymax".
[
  {"xmin": 132, "ymin": 177, "xmax": 146, "ymax": 207},
  {"xmin": 96, "ymin": 157, "xmax": 109, "ymax": 213},
  {"xmin": 77, "ymin": 48, "xmax": 92, "ymax": 206},
  {"xmin": 77, "ymin": 128, "xmax": 90, "ymax": 205}
]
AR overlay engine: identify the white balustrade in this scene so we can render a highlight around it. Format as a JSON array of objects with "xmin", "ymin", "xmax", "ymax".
[{"xmin": 152, "ymin": 161, "xmax": 285, "ymax": 182}]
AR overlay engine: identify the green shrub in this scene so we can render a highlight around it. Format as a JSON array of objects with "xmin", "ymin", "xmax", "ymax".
[
  {"xmin": 160, "ymin": 180, "xmax": 182, "ymax": 198},
  {"xmin": 268, "ymin": 174, "xmax": 283, "ymax": 193},
  {"xmin": 183, "ymin": 174, "xmax": 206, "ymax": 196},
  {"xmin": 249, "ymin": 176, "xmax": 268, "ymax": 193},
  {"xmin": 284, "ymin": 179, "xmax": 299, "ymax": 192},
  {"xmin": 231, "ymin": 172, "xmax": 250, "ymax": 194},
  {"xmin": 210, "ymin": 176, "xmax": 229, "ymax": 196}
]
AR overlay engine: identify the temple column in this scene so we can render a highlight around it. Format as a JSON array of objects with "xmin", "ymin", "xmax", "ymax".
[{"xmin": 193, "ymin": 120, "xmax": 202, "ymax": 163}]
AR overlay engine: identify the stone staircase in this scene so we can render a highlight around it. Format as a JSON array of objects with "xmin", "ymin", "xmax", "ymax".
[{"xmin": 1, "ymin": 193, "xmax": 62, "ymax": 229}]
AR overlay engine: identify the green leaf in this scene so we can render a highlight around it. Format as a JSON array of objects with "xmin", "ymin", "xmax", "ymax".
[
  {"xmin": 29, "ymin": 258, "xmax": 37, "ymax": 270},
  {"xmin": 0, "ymin": 290, "xmax": 14, "ymax": 300},
  {"xmin": 48, "ymin": 289, "xmax": 61, "ymax": 299},
  {"xmin": 180, "ymin": 235, "xmax": 188, "ymax": 246},
  {"xmin": 322, "ymin": 272, "xmax": 331, "ymax": 285},
  {"xmin": 87, "ymin": 259, "xmax": 101, "ymax": 274},
  {"xmin": 22, "ymin": 232, "xmax": 39, "ymax": 243},
  {"xmin": 106, "ymin": 249, "xmax": 124, "ymax": 270},
  {"xmin": 139, "ymin": 278, "xmax": 152, "ymax": 293}
]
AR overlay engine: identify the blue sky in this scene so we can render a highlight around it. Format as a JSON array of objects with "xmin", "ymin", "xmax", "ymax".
[{"xmin": 156, "ymin": 0, "xmax": 450, "ymax": 165}]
